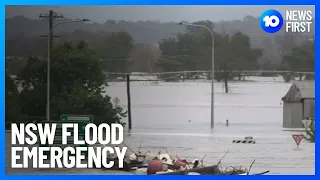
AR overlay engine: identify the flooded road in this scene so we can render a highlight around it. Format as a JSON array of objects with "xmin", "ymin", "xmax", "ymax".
[{"xmin": 6, "ymin": 77, "xmax": 315, "ymax": 174}]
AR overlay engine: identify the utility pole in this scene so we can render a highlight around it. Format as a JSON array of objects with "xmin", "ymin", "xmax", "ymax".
[
  {"xmin": 39, "ymin": 10, "xmax": 64, "ymax": 121},
  {"xmin": 39, "ymin": 10, "xmax": 64, "ymax": 51},
  {"xmin": 126, "ymin": 74, "xmax": 132, "ymax": 130}
]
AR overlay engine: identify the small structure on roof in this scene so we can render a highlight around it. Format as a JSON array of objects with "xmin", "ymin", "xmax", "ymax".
[{"xmin": 281, "ymin": 81, "xmax": 315, "ymax": 128}]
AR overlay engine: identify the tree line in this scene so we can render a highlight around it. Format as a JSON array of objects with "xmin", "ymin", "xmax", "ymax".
[
  {"xmin": 5, "ymin": 20, "xmax": 314, "ymax": 127},
  {"xmin": 6, "ymin": 23, "xmax": 314, "ymax": 76},
  {"xmin": 6, "ymin": 30, "xmax": 161, "ymax": 75},
  {"xmin": 6, "ymin": 41, "xmax": 128, "ymax": 129},
  {"xmin": 6, "ymin": 15, "xmax": 315, "ymax": 70}
]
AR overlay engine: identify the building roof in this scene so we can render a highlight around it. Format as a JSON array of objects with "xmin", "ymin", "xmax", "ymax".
[{"xmin": 282, "ymin": 80, "xmax": 315, "ymax": 102}]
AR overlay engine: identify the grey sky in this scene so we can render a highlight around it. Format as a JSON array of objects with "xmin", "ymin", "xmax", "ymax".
[{"xmin": 5, "ymin": 5, "xmax": 314, "ymax": 23}]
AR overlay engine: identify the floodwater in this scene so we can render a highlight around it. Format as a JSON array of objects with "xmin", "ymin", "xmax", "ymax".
[{"xmin": 6, "ymin": 76, "xmax": 315, "ymax": 175}]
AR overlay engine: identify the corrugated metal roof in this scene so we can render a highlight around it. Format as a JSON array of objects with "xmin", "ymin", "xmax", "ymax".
[{"xmin": 282, "ymin": 80, "xmax": 315, "ymax": 102}]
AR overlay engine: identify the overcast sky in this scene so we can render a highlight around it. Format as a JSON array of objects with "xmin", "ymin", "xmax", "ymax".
[{"xmin": 6, "ymin": 6, "xmax": 314, "ymax": 23}]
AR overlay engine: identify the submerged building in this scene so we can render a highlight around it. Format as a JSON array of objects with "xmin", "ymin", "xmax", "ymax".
[{"xmin": 281, "ymin": 81, "xmax": 315, "ymax": 128}]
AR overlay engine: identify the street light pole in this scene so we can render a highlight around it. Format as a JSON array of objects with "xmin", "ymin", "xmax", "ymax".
[
  {"xmin": 46, "ymin": 19, "xmax": 90, "ymax": 121},
  {"xmin": 179, "ymin": 22, "xmax": 215, "ymax": 129}
]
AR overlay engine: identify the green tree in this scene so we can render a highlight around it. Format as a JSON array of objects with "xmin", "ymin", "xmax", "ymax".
[
  {"xmin": 305, "ymin": 120, "xmax": 315, "ymax": 143},
  {"xmin": 156, "ymin": 36, "xmax": 192, "ymax": 81},
  {"xmin": 157, "ymin": 21, "xmax": 262, "ymax": 93},
  {"xmin": 280, "ymin": 41, "xmax": 314, "ymax": 82},
  {"xmin": 95, "ymin": 31, "xmax": 134, "ymax": 74},
  {"xmin": 17, "ymin": 41, "xmax": 127, "ymax": 125},
  {"xmin": 130, "ymin": 43, "xmax": 161, "ymax": 73},
  {"xmin": 281, "ymin": 42, "xmax": 314, "ymax": 72},
  {"xmin": 5, "ymin": 71, "xmax": 21, "ymax": 128}
]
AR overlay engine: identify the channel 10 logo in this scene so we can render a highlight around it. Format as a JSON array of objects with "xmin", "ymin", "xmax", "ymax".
[{"xmin": 260, "ymin": 9, "xmax": 284, "ymax": 34}]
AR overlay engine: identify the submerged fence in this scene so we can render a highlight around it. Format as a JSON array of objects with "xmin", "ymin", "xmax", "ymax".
[{"xmin": 103, "ymin": 70, "xmax": 315, "ymax": 83}]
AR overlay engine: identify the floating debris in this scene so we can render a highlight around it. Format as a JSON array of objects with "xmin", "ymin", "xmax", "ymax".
[{"xmin": 95, "ymin": 145, "xmax": 269, "ymax": 175}]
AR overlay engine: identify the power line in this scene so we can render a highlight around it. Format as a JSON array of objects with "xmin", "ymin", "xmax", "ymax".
[
  {"xmin": 39, "ymin": 10, "xmax": 65, "ymax": 50},
  {"xmin": 104, "ymin": 70, "xmax": 315, "ymax": 76}
]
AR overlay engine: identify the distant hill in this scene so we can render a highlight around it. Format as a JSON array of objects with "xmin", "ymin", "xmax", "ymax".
[{"xmin": 5, "ymin": 16, "xmax": 314, "ymax": 66}]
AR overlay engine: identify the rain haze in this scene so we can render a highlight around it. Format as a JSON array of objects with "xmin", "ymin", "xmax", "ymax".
[{"xmin": 5, "ymin": 5, "xmax": 315, "ymax": 22}]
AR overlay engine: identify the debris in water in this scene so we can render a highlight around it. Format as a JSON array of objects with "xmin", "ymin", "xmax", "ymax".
[{"xmin": 94, "ymin": 145, "xmax": 269, "ymax": 175}]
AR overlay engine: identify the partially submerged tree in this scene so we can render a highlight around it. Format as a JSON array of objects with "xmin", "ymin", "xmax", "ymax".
[
  {"xmin": 157, "ymin": 22, "xmax": 262, "ymax": 93},
  {"xmin": 95, "ymin": 31, "xmax": 134, "ymax": 74},
  {"xmin": 130, "ymin": 43, "xmax": 161, "ymax": 73},
  {"xmin": 281, "ymin": 41, "xmax": 314, "ymax": 81}
]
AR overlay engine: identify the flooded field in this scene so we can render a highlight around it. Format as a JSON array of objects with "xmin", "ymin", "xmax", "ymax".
[{"xmin": 6, "ymin": 77, "xmax": 315, "ymax": 174}]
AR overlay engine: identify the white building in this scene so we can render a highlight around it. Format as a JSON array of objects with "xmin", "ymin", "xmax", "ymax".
[{"xmin": 281, "ymin": 81, "xmax": 315, "ymax": 128}]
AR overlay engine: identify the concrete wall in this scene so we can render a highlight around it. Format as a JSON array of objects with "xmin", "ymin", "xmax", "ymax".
[
  {"xmin": 303, "ymin": 99, "xmax": 315, "ymax": 119},
  {"xmin": 283, "ymin": 102, "xmax": 303, "ymax": 128}
]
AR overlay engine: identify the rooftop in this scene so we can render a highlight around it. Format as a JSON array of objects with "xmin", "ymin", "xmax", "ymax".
[{"xmin": 282, "ymin": 80, "xmax": 315, "ymax": 102}]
